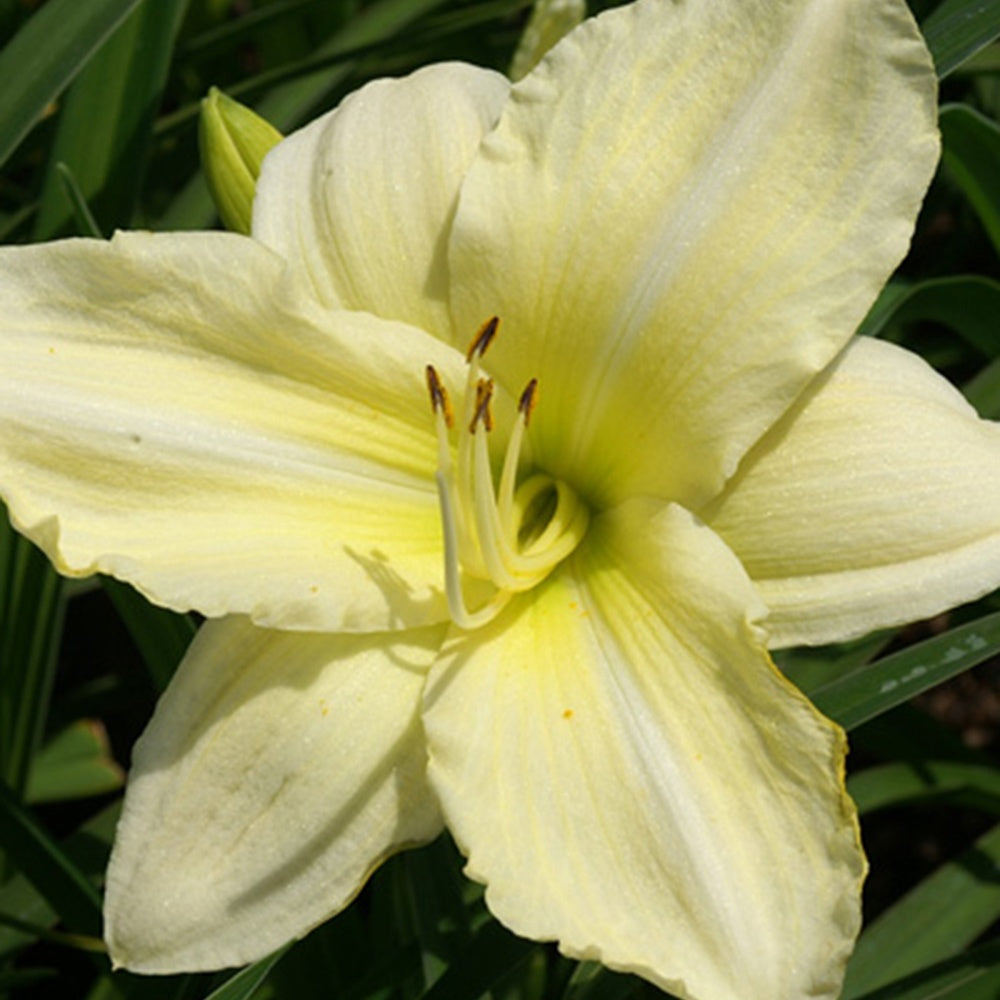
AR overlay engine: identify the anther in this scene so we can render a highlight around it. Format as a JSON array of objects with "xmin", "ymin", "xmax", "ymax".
[
  {"xmin": 518, "ymin": 379, "xmax": 539, "ymax": 426},
  {"xmin": 425, "ymin": 365, "xmax": 454, "ymax": 427},
  {"xmin": 466, "ymin": 315, "xmax": 499, "ymax": 362},
  {"xmin": 470, "ymin": 378, "xmax": 495, "ymax": 433}
]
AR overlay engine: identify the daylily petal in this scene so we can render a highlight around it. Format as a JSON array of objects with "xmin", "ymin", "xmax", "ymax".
[
  {"xmin": 0, "ymin": 231, "xmax": 466, "ymax": 631},
  {"xmin": 450, "ymin": 0, "xmax": 938, "ymax": 509},
  {"xmin": 105, "ymin": 616, "xmax": 445, "ymax": 973},
  {"xmin": 705, "ymin": 337, "xmax": 1000, "ymax": 648},
  {"xmin": 423, "ymin": 500, "xmax": 863, "ymax": 1000},
  {"xmin": 254, "ymin": 62, "xmax": 509, "ymax": 337}
]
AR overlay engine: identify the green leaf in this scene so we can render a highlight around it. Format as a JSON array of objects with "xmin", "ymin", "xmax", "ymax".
[
  {"xmin": 418, "ymin": 919, "xmax": 539, "ymax": 1000},
  {"xmin": 0, "ymin": 968, "xmax": 58, "ymax": 990},
  {"xmin": 848, "ymin": 760, "xmax": 1000, "ymax": 815},
  {"xmin": 25, "ymin": 720, "xmax": 124, "ymax": 805},
  {"xmin": 102, "ymin": 578, "xmax": 196, "ymax": 693},
  {"xmin": 922, "ymin": 0, "xmax": 1000, "ymax": 78},
  {"xmin": 854, "ymin": 938, "xmax": 1000, "ymax": 1000},
  {"xmin": 401, "ymin": 837, "xmax": 474, "ymax": 984},
  {"xmin": 32, "ymin": 0, "xmax": 189, "ymax": 239},
  {"xmin": 842, "ymin": 824, "xmax": 1000, "ymax": 997},
  {"xmin": 777, "ymin": 631, "xmax": 893, "ymax": 703},
  {"xmin": 0, "ymin": 523, "xmax": 66, "ymax": 798},
  {"xmin": 0, "ymin": 802, "xmax": 118, "ymax": 958},
  {"xmin": 562, "ymin": 963, "xmax": 650, "ymax": 1000},
  {"xmin": 858, "ymin": 275, "xmax": 1000, "ymax": 356},
  {"xmin": 0, "ymin": 778, "xmax": 102, "ymax": 936},
  {"xmin": 0, "ymin": 0, "xmax": 145, "ymax": 169},
  {"xmin": 54, "ymin": 163, "xmax": 104, "ymax": 239},
  {"xmin": 939, "ymin": 104, "xmax": 1000, "ymax": 258},
  {"xmin": 159, "ymin": 0, "xmax": 459, "ymax": 231},
  {"xmin": 809, "ymin": 611, "xmax": 1000, "ymax": 731},
  {"xmin": 201, "ymin": 947, "xmax": 290, "ymax": 1000},
  {"xmin": 963, "ymin": 355, "xmax": 1000, "ymax": 418}
]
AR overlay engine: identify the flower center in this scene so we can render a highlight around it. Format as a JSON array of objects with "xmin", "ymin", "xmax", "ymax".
[{"xmin": 426, "ymin": 317, "xmax": 589, "ymax": 629}]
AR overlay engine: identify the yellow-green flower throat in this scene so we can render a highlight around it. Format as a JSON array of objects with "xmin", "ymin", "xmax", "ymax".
[{"xmin": 427, "ymin": 318, "xmax": 589, "ymax": 629}]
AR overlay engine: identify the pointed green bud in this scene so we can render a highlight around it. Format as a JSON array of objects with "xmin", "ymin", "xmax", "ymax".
[
  {"xmin": 199, "ymin": 87, "xmax": 283, "ymax": 235},
  {"xmin": 509, "ymin": 0, "xmax": 585, "ymax": 82}
]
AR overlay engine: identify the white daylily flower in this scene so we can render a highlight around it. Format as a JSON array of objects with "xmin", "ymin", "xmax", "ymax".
[{"xmin": 1, "ymin": 2, "xmax": 992, "ymax": 998}]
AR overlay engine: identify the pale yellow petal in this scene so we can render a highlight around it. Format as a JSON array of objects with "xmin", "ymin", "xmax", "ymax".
[
  {"xmin": 105, "ymin": 617, "xmax": 445, "ymax": 973},
  {"xmin": 705, "ymin": 337, "xmax": 1000, "ymax": 648},
  {"xmin": 254, "ymin": 62, "xmax": 509, "ymax": 337},
  {"xmin": 0, "ymin": 232, "xmax": 464, "ymax": 631},
  {"xmin": 423, "ymin": 500, "xmax": 863, "ymax": 1000},
  {"xmin": 450, "ymin": 0, "xmax": 938, "ymax": 509}
]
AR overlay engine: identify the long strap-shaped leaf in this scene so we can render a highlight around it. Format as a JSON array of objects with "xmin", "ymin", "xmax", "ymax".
[
  {"xmin": 922, "ymin": 0, "xmax": 1000, "ymax": 78},
  {"xmin": 808, "ymin": 612, "xmax": 1000, "ymax": 731},
  {"xmin": 0, "ymin": 778, "xmax": 102, "ymax": 938},
  {"xmin": 0, "ymin": 0, "xmax": 145, "ymax": 170},
  {"xmin": 843, "ymin": 823, "xmax": 1000, "ymax": 997}
]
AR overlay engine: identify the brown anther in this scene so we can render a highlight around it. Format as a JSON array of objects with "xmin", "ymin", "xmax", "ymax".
[
  {"xmin": 518, "ymin": 378, "xmax": 539, "ymax": 426},
  {"xmin": 465, "ymin": 316, "xmax": 500, "ymax": 362},
  {"xmin": 470, "ymin": 377, "xmax": 495, "ymax": 433},
  {"xmin": 425, "ymin": 365, "xmax": 454, "ymax": 428}
]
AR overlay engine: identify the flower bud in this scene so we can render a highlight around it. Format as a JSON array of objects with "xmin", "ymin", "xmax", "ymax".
[{"xmin": 199, "ymin": 88, "xmax": 282, "ymax": 235}]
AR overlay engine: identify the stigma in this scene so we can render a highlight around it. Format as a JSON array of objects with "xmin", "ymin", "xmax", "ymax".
[{"xmin": 426, "ymin": 318, "xmax": 589, "ymax": 630}]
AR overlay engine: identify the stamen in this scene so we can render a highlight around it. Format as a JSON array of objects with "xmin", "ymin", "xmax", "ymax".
[
  {"xmin": 465, "ymin": 315, "xmax": 499, "ymax": 362},
  {"xmin": 427, "ymin": 364, "xmax": 480, "ymax": 578},
  {"xmin": 425, "ymin": 365, "xmax": 454, "ymax": 428},
  {"xmin": 426, "ymin": 319, "xmax": 589, "ymax": 630},
  {"xmin": 499, "ymin": 379, "xmax": 536, "ymax": 530},
  {"xmin": 459, "ymin": 324, "xmax": 498, "ymax": 508},
  {"xmin": 470, "ymin": 378, "xmax": 495, "ymax": 433},
  {"xmin": 472, "ymin": 420, "xmax": 522, "ymax": 590},
  {"xmin": 518, "ymin": 378, "xmax": 538, "ymax": 425},
  {"xmin": 435, "ymin": 470, "xmax": 512, "ymax": 629}
]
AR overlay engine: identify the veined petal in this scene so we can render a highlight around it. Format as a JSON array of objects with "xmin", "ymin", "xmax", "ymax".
[
  {"xmin": 450, "ymin": 0, "xmax": 938, "ymax": 509},
  {"xmin": 254, "ymin": 63, "xmax": 509, "ymax": 337},
  {"xmin": 423, "ymin": 500, "xmax": 863, "ymax": 1000},
  {"xmin": 705, "ymin": 337, "xmax": 1000, "ymax": 648},
  {"xmin": 105, "ymin": 617, "xmax": 445, "ymax": 973},
  {"xmin": 0, "ymin": 231, "xmax": 466, "ymax": 631}
]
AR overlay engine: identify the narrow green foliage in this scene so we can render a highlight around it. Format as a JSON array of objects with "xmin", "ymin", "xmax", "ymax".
[
  {"xmin": 401, "ymin": 837, "xmax": 476, "ymax": 985},
  {"xmin": 964, "ymin": 355, "xmax": 1000, "ymax": 417},
  {"xmin": 201, "ymin": 947, "xmax": 291, "ymax": 1000},
  {"xmin": 0, "ymin": 0, "xmax": 145, "ymax": 169},
  {"xmin": 939, "ymin": 104, "xmax": 1000, "ymax": 259},
  {"xmin": 32, "ymin": 0, "xmax": 189, "ymax": 239},
  {"xmin": 102, "ymin": 579, "xmax": 196, "ymax": 693},
  {"xmin": 843, "ymin": 823, "xmax": 1000, "ymax": 997},
  {"xmin": 0, "ymin": 778, "xmax": 102, "ymax": 937},
  {"xmin": 852, "ymin": 938, "xmax": 1000, "ymax": 1000},
  {"xmin": 0, "ymin": 802, "xmax": 118, "ymax": 958},
  {"xmin": 418, "ymin": 919, "xmax": 540, "ymax": 1000},
  {"xmin": 25, "ymin": 720, "xmax": 124, "ymax": 805},
  {"xmin": 0, "ymin": 525, "xmax": 65, "ymax": 799},
  {"xmin": 562, "ymin": 963, "xmax": 650, "ymax": 1000},
  {"xmin": 922, "ymin": 0, "xmax": 1000, "ymax": 78},
  {"xmin": 159, "ymin": 0, "xmax": 507, "ymax": 230},
  {"xmin": 809, "ymin": 611, "xmax": 1000, "ymax": 731},
  {"xmin": 859, "ymin": 276, "xmax": 1000, "ymax": 357},
  {"xmin": 54, "ymin": 163, "xmax": 104, "ymax": 239},
  {"xmin": 848, "ymin": 760, "xmax": 1000, "ymax": 815}
]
